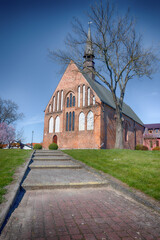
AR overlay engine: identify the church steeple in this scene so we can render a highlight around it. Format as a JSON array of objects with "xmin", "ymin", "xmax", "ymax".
[{"xmin": 83, "ymin": 23, "xmax": 95, "ymax": 80}]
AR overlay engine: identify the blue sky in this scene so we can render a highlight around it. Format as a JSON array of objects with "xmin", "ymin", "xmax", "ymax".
[{"xmin": 0, "ymin": 0, "xmax": 160, "ymax": 143}]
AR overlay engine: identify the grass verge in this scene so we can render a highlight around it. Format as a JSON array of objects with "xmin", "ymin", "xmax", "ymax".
[
  {"xmin": 63, "ymin": 149, "xmax": 160, "ymax": 200},
  {"xmin": 0, "ymin": 149, "xmax": 32, "ymax": 204}
]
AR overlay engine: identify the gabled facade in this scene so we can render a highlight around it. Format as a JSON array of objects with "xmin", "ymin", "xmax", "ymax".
[
  {"xmin": 43, "ymin": 27, "xmax": 144, "ymax": 150},
  {"xmin": 143, "ymin": 123, "xmax": 160, "ymax": 150}
]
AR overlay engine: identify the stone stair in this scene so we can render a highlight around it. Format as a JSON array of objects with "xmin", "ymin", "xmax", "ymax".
[{"xmin": 22, "ymin": 150, "xmax": 108, "ymax": 190}]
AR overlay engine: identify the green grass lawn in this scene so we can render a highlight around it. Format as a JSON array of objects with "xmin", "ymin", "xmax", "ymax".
[
  {"xmin": 63, "ymin": 149, "xmax": 160, "ymax": 200},
  {"xmin": 0, "ymin": 149, "xmax": 32, "ymax": 204}
]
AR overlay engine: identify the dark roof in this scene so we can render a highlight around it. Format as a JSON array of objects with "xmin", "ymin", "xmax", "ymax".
[
  {"xmin": 82, "ymin": 72, "xmax": 144, "ymax": 126},
  {"xmin": 144, "ymin": 123, "xmax": 160, "ymax": 129}
]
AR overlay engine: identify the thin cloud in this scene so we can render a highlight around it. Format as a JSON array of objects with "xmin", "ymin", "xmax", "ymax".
[{"xmin": 21, "ymin": 116, "xmax": 44, "ymax": 126}]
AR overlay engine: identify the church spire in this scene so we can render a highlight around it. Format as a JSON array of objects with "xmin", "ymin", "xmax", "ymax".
[{"xmin": 83, "ymin": 22, "xmax": 95, "ymax": 80}]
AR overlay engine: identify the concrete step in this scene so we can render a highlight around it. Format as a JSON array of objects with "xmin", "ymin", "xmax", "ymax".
[
  {"xmin": 33, "ymin": 156, "xmax": 71, "ymax": 161},
  {"xmin": 34, "ymin": 152, "xmax": 64, "ymax": 156},
  {"xmin": 22, "ymin": 168, "xmax": 108, "ymax": 190},
  {"xmin": 30, "ymin": 160, "xmax": 82, "ymax": 169}
]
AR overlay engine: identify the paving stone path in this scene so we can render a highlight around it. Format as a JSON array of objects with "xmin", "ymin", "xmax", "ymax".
[{"xmin": 0, "ymin": 150, "xmax": 160, "ymax": 240}]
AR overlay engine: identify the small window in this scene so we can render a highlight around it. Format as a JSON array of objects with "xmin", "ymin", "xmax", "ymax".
[
  {"xmin": 156, "ymin": 141, "xmax": 159, "ymax": 147},
  {"xmin": 70, "ymin": 93, "xmax": 72, "ymax": 107},
  {"xmin": 66, "ymin": 112, "xmax": 68, "ymax": 131},
  {"xmin": 61, "ymin": 90, "xmax": 63, "ymax": 110},
  {"xmin": 78, "ymin": 86, "xmax": 80, "ymax": 107},
  {"xmin": 93, "ymin": 96, "xmax": 95, "ymax": 105},
  {"xmin": 150, "ymin": 141, "xmax": 153, "ymax": 148},
  {"xmin": 149, "ymin": 129, "xmax": 153, "ymax": 134},
  {"xmin": 73, "ymin": 96, "xmax": 75, "ymax": 107},
  {"xmin": 72, "ymin": 112, "xmax": 75, "ymax": 131},
  {"xmin": 69, "ymin": 112, "xmax": 72, "ymax": 131},
  {"xmin": 53, "ymin": 97, "xmax": 55, "ymax": 112},
  {"xmin": 155, "ymin": 129, "xmax": 159, "ymax": 133},
  {"xmin": 83, "ymin": 85, "xmax": 85, "ymax": 107},
  {"xmin": 67, "ymin": 97, "xmax": 69, "ymax": 107},
  {"xmin": 88, "ymin": 88, "xmax": 90, "ymax": 106}
]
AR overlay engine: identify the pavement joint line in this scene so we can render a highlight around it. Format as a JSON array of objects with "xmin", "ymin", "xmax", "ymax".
[{"xmin": 0, "ymin": 150, "xmax": 35, "ymax": 233}]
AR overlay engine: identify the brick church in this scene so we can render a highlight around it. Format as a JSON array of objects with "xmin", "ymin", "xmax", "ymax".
[{"xmin": 43, "ymin": 27, "xmax": 144, "ymax": 149}]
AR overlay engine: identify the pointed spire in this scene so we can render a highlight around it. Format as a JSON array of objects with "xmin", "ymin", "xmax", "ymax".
[
  {"xmin": 84, "ymin": 22, "xmax": 94, "ymax": 57},
  {"xmin": 83, "ymin": 22, "xmax": 95, "ymax": 80}
]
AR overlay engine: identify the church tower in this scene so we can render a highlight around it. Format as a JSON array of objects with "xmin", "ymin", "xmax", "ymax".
[{"xmin": 83, "ymin": 24, "xmax": 95, "ymax": 80}]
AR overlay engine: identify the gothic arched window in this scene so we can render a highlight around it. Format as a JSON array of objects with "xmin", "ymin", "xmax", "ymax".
[
  {"xmin": 88, "ymin": 88, "xmax": 90, "ymax": 106},
  {"xmin": 83, "ymin": 85, "xmax": 85, "ymax": 106},
  {"xmin": 79, "ymin": 112, "xmax": 85, "ymax": 131},
  {"xmin": 125, "ymin": 123, "xmax": 128, "ymax": 142},
  {"xmin": 78, "ymin": 86, "xmax": 80, "ymax": 107},
  {"xmin": 55, "ymin": 116, "xmax": 60, "ymax": 132},
  {"xmin": 61, "ymin": 90, "xmax": 63, "ymax": 110},
  {"xmin": 53, "ymin": 97, "xmax": 55, "ymax": 112},
  {"xmin": 66, "ymin": 92, "xmax": 76, "ymax": 108},
  {"xmin": 49, "ymin": 117, "xmax": 53, "ymax": 133},
  {"xmin": 87, "ymin": 111, "xmax": 94, "ymax": 130},
  {"xmin": 72, "ymin": 111, "xmax": 75, "ymax": 131},
  {"xmin": 66, "ymin": 112, "xmax": 68, "ymax": 131}
]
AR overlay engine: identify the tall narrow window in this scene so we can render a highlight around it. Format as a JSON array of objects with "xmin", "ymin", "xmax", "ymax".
[
  {"xmin": 55, "ymin": 116, "xmax": 60, "ymax": 132},
  {"xmin": 69, "ymin": 112, "xmax": 72, "ymax": 131},
  {"xmin": 156, "ymin": 141, "xmax": 159, "ymax": 147},
  {"xmin": 49, "ymin": 117, "xmax": 53, "ymax": 133},
  {"xmin": 73, "ymin": 96, "xmax": 75, "ymax": 107},
  {"xmin": 67, "ymin": 97, "xmax": 69, "ymax": 107},
  {"xmin": 88, "ymin": 88, "xmax": 90, "ymax": 106},
  {"xmin": 72, "ymin": 112, "xmax": 75, "ymax": 131},
  {"xmin": 79, "ymin": 112, "xmax": 85, "ymax": 131},
  {"xmin": 93, "ymin": 96, "xmax": 95, "ymax": 105},
  {"xmin": 66, "ymin": 112, "xmax": 68, "ymax": 131},
  {"xmin": 53, "ymin": 97, "xmax": 55, "ymax": 112},
  {"xmin": 49, "ymin": 104, "xmax": 51, "ymax": 112},
  {"xmin": 61, "ymin": 90, "xmax": 63, "ymax": 110},
  {"xmin": 70, "ymin": 93, "xmax": 72, "ymax": 107},
  {"xmin": 57, "ymin": 91, "xmax": 59, "ymax": 111},
  {"xmin": 87, "ymin": 111, "xmax": 94, "ymax": 130},
  {"xmin": 78, "ymin": 86, "xmax": 80, "ymax": 107},
  {"xmin": 83, "ymin": 85, "xmax": 85, "ymax": 107}
]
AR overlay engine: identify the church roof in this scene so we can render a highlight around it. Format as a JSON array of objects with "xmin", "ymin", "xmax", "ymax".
[{"xmin": 82, "ymin": 71, "xmax": 144, "ymax": 126}]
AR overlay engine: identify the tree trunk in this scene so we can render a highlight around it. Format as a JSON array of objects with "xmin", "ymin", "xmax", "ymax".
[{"xmin": 115, "ymin": 115, "xmax": 123, "ymax": 149}]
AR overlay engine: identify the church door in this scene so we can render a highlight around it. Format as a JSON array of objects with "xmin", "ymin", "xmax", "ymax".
[{"xmin": 53, "ymin": 135, "xmax": 57, "ymax": 144}]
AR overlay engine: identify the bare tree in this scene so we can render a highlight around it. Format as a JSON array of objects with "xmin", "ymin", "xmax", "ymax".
[
  {"xmin": 0, "ymin": 98, "xmax": 24, "ymax": 125},
  {"xmin": 49, "ymin": 0, "xmax": 158, "ymax": 149}
]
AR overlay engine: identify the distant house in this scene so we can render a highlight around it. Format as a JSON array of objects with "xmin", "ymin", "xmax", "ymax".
[{"xmin": 143, "ymin": 124, "xmax": 160, "ymax": 150}]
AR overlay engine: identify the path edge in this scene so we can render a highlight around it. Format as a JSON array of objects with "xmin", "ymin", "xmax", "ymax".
[{"xmin": 0, "ymin": 150, "xmax": 34, "ymax": 232}]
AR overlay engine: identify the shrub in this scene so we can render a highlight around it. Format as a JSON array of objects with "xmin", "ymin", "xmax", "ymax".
[
  {"xmin": 135, "ymin": 144, "xmax": 148, "ymax": 151},
  {"xmin": 33, "ymin": 144, "xmax": 42, "ymax": 150},
  {"xmin": 152, "ymin": 146, "xmax": 160, "ymax": 151},
  {"xmin": 49, "ymin": 143, "xmax": 58, "ymax": 150}
]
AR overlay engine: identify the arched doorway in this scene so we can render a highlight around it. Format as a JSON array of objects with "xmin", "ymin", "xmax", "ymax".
[{"xmin": 53, "ymin": 135, "xmax": 57, "ymax": 144}]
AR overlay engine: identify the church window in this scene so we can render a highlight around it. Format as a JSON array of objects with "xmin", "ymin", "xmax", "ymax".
[
  {"xmin": 55, "ymin": 116, "xmax": 60, "ymax": 132},
  {"xmin": 53, "ymin": 97, "xmax": 55, "ymax": 112},
  {"xmin": 61, "ymin": 90, "xmax": 63, "ymax": 110},
  {"xmin": 78, "ymin": 86, "xmax": 80, "ymax": 107},
  {"xmin": 79, "ymin": 112, "xmax": 85, "ymax": 131},
  {"xmin": 69, "ymin": 112, "xmax": 72, "ymax": 131},
  {"xmin": 73, "ymin": 96, "xmax": 75, "ymax": 107},
  {"xmin": 66, "ymin": 112, "xmax": 68, "ymax": 131},
  {"xmin": 93, "ymin": 96, "xmax": 95, "ymax": 105},
  {"xmin": 72, "ymin": 111, "xmax": 75, "ymax": 131},
  {"xmin": 67, "ymin": 97, "xmax": 69, "ymax": 107},
  {"xmin": 83, "ymin": 85, "xmax": 85, "ymax": 106},
  {"xmin": 49, "ymin": 104, "xmax": 51, "ymax": 112},
  {"xmin": 88, "ymin": 88, "xmax": 90, "ymax": 106},
  {"xmin": 87, "ymin": 111, "xmax": 94, "ymax": 130},
  {"xmin": 49, "ymin": 117, "xmax": 53, "ymax": 133},
  {"xmin": 57, "ymin": 91, "xmax": 59, "ymax": 111},
  {"xmin": 70, "ymin": 93, "xmax": 72, "ymax": 107}
]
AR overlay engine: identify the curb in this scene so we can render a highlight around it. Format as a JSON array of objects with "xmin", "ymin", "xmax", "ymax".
[
  {"xmin": 0, "ymin": 150, "xmax": 34, "ymax": 233},
  {"xmin": 65, "ymin": 153, "xmax": 160, "ymax": 214}
]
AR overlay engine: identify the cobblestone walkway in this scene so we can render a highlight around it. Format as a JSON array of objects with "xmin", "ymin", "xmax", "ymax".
[
  {"xmin": 1, "ymin": 188, "xmax": 160, "ymax": 240},
  {"xmin": 0, "ymin": 150, "xmax": 160, "ymax": 240}
]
